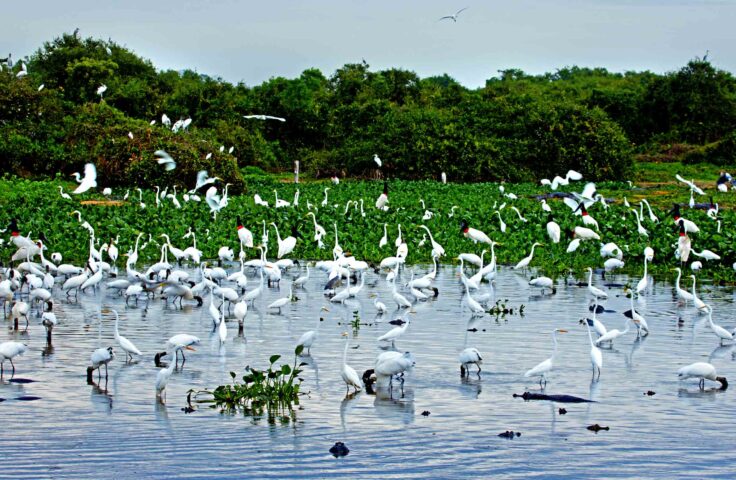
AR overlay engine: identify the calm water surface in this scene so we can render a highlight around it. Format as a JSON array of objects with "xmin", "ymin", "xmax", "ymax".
[{"xmin": 1, "ymin": 264, "xmax": 735, "ymax": 479}]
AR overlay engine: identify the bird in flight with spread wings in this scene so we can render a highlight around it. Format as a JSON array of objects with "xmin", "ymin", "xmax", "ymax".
[
  {"xmin": 439, "ymin": 7, "xmax": 469, "ymax": 22},
  {"xmin": 243, "ymin": 115, "xmax": 286, "ymax": 122}
]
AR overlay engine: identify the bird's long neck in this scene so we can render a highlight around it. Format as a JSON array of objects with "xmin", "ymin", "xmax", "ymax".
[
  {"xmin": 621, "ymin": 320, "xmax": 630, "ymax": 335},
  {"xmin": 343, "ymin": 337, "xmax": 349, "ymax": 364},
  {"xmin": 642, "ymin": 258, "xmax": 648, "ymax": 277},
  {"xmin": 552, "ymin": 331, "xmax": 559, "ymax": 358},
  {"xmin": 530, "ymin": 244, "xmax": 537, "ymax": 257},
  {"xmin": 588, "ymin": 269, "xmax": 593, "ymax": 286},
  {"xmin": 586, "ymin": 323, "xmax": 595, "ymax": 347}
]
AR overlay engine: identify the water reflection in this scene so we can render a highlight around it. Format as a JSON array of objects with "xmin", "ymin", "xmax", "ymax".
[{"xmin": 3, "ymin": 264, "xmax": 736, "ymax": 477}]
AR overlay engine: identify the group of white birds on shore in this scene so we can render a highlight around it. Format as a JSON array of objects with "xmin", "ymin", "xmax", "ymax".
[{"xmin": 1, "ymin": 166, "xmax": 733, "ymax": 406}]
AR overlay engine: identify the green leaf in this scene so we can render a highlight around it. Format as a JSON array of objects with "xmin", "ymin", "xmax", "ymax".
[{"xmin": 269, "ymin": 354, "xmax": 281, "ymax": 364}]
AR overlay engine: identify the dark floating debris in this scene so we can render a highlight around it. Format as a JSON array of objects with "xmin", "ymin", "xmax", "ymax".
[
  {"xmin": 8, "ymin": 378, "xmax": 35, "ymax": 384},
  {"xmin": 498, "ymin": 430, "xmax": 522, "ymax": 439},
  {"xmin": 389, "ymin": 319, "xmax": 406, "ymax": 326},
  {"xmin": 181, "ymin": 406, "xmax": 196, "ymax": 414},
  {"xmin": 587, "ymin": 424, "xmax": 610, "ymax": 433},
  {"xmin": 645, "ymin": 390, "xmax": 656, "ymax": 396},
  {"xmin": 558, "ymin": 408, "xmax": 567, "ymax": 415},
  {"xmin": 0, "ymin": 398, "xmax": 5, "ymax": 403},
  {"xmin": 467, "ymin": 328, "xmax": 478, "ymax": 332},
  {"xmin": 329, "ymin": 442, "xmax": 350, "ymax": 458},
  {"xmin": 421, "ymin": 410, "xmax": 431, "ymax": 417},
  {"xmin": 15, "ymin": 396, "xmax": 41, "ymax": 401},
  {"xmin": 513, "ymin": 392, "xmax": 595, "ymax": 403}
]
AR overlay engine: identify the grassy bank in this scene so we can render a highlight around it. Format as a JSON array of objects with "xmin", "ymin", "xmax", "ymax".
[{"xmin": 1, "ymin": 168, "xmax": 735, "ymax": 284}]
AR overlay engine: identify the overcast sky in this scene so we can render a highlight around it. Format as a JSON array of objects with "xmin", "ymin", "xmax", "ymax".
[{"xmin": 5, "ymin": 1, "xmax": 735, "ymax": 88}]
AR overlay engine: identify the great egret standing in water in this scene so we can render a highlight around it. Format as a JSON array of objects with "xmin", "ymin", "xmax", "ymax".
[{"xmin": 524, "ymin": 329, "xmax": 567, "ymax": 387}]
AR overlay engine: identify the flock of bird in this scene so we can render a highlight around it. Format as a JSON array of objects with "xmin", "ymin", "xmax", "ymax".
[{"xmin": 1, "ymin": 163, "xmax": 734, "ymax": 406}]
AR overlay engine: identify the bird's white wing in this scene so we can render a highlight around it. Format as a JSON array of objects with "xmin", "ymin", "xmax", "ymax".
[
  {"xmin": 83, "ymin": 163, "xmax": 97, "ymax": 182},
  {"xmin": 580, "ymin": 182, "xmax": 597, "ymax": 200},
  {"xmin": 565, "ymin": 169, "xmax": 583, "ymax": 181},
  {"xmin": 195, "ymin": 170, "xmax": 208, "ymax": 189},
  {"xmin": 455, "ymin": 6, "xmax": 469, "ymax": 16},
  {"xmin": 562, "ymin": 197, "xmax": 580, "ymax": 213},
  {"xmin": 155, "ymin": 150, "xmax": 176, "ymax": 171},
  {"xmin": 265, "ymin": 116, "xmax": 286, "ymax": 122}
]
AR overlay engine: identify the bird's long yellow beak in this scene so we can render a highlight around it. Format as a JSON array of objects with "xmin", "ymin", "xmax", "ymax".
[
  {"xmin": 185, "ymin": 346, "xmax": 196, "ymax": 351},
  {"xmin": 558, "ymin": 329, "xmax": 568, "ymax": 333}
]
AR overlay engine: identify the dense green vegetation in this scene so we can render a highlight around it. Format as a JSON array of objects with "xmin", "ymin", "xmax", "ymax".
[
  {"xmin": 2, "ymin": 176, "xmax": 736, "ymax": 283},
  {"xmin": 2, "ymin": 32, "xmax": 736, "ymax": 190}
]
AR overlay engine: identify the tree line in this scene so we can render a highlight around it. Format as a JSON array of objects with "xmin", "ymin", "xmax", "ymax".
[{"xmin": 1, "ymin": 32, "xmax": 735, "ymax": 191}]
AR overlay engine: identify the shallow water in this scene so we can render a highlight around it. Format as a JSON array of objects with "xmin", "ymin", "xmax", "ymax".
[{"xmin": 2, "ymin": 264, "xmax": 735, "ymax": 479}]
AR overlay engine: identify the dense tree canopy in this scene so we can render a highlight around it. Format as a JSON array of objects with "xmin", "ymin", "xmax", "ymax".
[{"xmin": 1, "ymin": 32, "xmax": 735, "ymax": 190}]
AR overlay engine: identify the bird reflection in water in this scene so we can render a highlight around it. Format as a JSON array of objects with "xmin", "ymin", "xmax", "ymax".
[{"xmin": 88, "ymin": 378, "xmax": 113, "ymax": 413}]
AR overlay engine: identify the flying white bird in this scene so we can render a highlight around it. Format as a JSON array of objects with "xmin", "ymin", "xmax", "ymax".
[
  {"xmin": 675, "ymin": 174, "xmax": 705, "ymax": 195},
  {"xmin": 439, "ymin": 6, "xmax": 468, "ymax": 22},
  {"xmin": 243, "ymin": 115, "xmax": 286, "ymax": 122},
  {"xmin": 72, "ymin": 163, "xmax": 97, "ymax": 194},
  {"xmin": 155, "ymin": 150, "xmax": 176, "ymax": 171}
]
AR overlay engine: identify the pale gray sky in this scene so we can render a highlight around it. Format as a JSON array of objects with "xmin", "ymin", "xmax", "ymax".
[{"xmin": 5, "ymin": 1, "xmax": 735, "ymax": 87}]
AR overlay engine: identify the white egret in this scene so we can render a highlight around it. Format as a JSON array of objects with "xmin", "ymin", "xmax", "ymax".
[
  {"xmin": 271, "ymin": 223, "xmax": 297, "ymax": 259},
  {"xmin": 635, "ymin": 257, "xmax": 649, "ymax": 297},
  {"xmin": 546, "ymin": 215, "xmax": 560, "ymax": 243},
  {"xmin": 243, "ymin": 114, "xmax": 285, "ymax": 122},
  {"xmin": 340, "ymin": 332, "xmax": 361, "ymax": 393},
  {"xmin": 72, "ymin": 163, "xmax": 97, "ymax": 194},
  {"xmin": 155, "ymin": 150, "xmax": 176, "ymax": 171},
  {"xmin": 673, "ymin": 267, "xmax": 694, "ymax": 304},
  {"xmin": 705, "ymin": 305, "xmax": 732, "ymax": 344},
  {"xmin": 378, "ymin": 319, "xmax": 410, "ymax": 347},
  {"xmin": 595, "ymin": 318, "xmax": 633, "ymax": 346},
  {"xmin": 513, "ymin": 242, "xmax": 542, "ymax": 271},
  {"xmin": 585, "ymin": 320, "xmax": 603, "ymax": 380},
  {"xmin": 524, "ymin": 329, "xmax": 567, "ymax": 387},
  {"xmin": 691, "ymin": 275, "xmax": 708, "ymax": 313},
  {"xmin": 112, "ymin": 309, "xmax": 142, "ymax": 361},
  {"xmin": 267, "ymin": 283, "xmax": 293, "ymax": 313},
  {"xmin": 586, "ymin": 267, "xmax": 608, "ymax": 299},
  {"xmin": 296, "ymin": 317, "xmax": 321, "ymax": 355}
]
